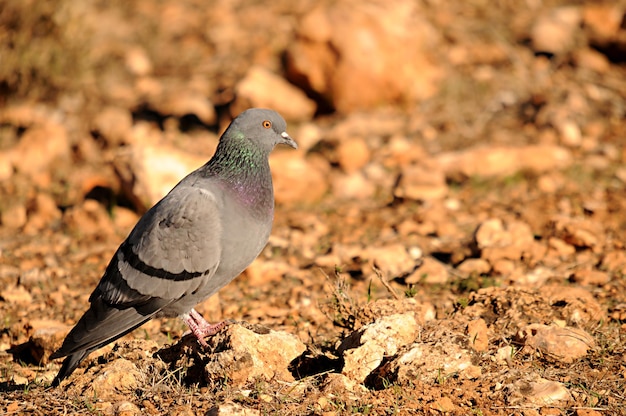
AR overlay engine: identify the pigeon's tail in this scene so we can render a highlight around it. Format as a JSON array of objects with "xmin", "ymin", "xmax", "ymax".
[{"xmin": 50, "ymin": 298, "xmax": 163, "ymax": 386}]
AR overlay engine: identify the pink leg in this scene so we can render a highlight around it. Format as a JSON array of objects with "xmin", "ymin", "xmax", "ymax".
[{"xmin": 181, "ymin": 308, "xmax": 228, "ymax": 348}]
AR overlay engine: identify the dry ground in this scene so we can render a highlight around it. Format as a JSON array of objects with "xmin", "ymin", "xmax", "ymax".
[{"xmin": 1, "ymin": 0, "xmax": 626, "ymax": 415}]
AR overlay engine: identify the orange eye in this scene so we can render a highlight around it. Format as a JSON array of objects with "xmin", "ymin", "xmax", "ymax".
[{"xmin": 262, "ymin": 120, "xmax": 272, "ymax": 129}]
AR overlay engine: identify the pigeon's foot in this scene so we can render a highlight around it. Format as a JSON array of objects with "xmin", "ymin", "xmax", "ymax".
[{"xmin": 182, "ymin": 308, "xmax": 229, "ymax": 348}]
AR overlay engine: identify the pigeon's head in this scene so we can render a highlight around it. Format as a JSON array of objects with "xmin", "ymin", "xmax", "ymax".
[{"xmin": 225, "ymin": 108, "xmax": 297, "ymax": 153}]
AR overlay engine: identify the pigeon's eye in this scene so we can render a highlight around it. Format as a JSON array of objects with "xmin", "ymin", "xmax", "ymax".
[{"xmin": 262, "ymin": 120, "xmax": 272, "ymax": 129}]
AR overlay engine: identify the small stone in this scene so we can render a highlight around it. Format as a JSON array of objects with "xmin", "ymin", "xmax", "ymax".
[
  {"xmin": 475, "ymin": 219, "xmax": 534, "ymax": 262},
  {"xmin": 395, "ymin": 164, "xmax": 448, "ymax": 201},
  {"xmin": 531, "ymin": 6, "xmax": 582, "ymax": 55},
  {"xmin": 114, "ymin": 401, "xmax": 142, "ymax": 416},
  {"xmin": 0, "ymin": 285, "xmax": 32, "ymax": 305},
  {"xmin": 233, "ymin": 66, "xmax": 316, "ymax": 122},
  {"xmin": 583, "ymin": 3, "xmax": 625, "ymax": 41},
  {"xmin": 394, "ymin": 341, "xmax": 480, "ymax": 384},
  {"xmin": 365, "ymin": 244, "xmax": 417, "ymax": 279},
  {"xmin": 547, "ymin": 237, "xmax": 576, "ymax": 257},
  {"xmin": 570, "ymin": 269, "xmax": 610, "ymax": 286},
  {"xmin": 1, "ymin": 203, "xmax": 27, "ymax": 229},
  {"xmin": 339, "ymin": 313, "xmax": 419, "ymax": 383},
  {"xmin": 83, "ymin": 358, "xmax": 142, "ymax": 400},
  {"xmin": 430, "ymin": 397, "xmax": 456, "ymax": 413},
  {"xmin": 457, "ymin": 258, "xmax": 491, "ymax": 276},
  {"xmin": 467, "ymin": 319, "xmax": 489, "ymax": 352},
  {"xmin": 506, "ymin": 376, "xmax": 572, "ymax": 406},
  {"xmin": 517, "ymin": 324, "xmax": 595, "ymax": 363},
  {"xmin": 405, "ymin": 257, "xmax": 449, "ymax": 285},
  {"xmin": 27, "ymin": 319, "xmax": 71, "ymax": 364},
  {"xmin": 93, "ymin": 106, "xmax": 133, "ymax": 147},
  {"xmin": 120, "ymin": 123, "xmax": 210, "ymax": 207},
  {"xmin": 124, "ymin": 47, "xmax": 153, "ymax": 76},
  {"xmin": 336, "ymin": 137, "xmax": 371, "ymax": 173},
  {"xmin": 212, "ymin": 403, "xmax": 260, "ymax": 416},
  {"xmin": 285, "ymin": 0, "xmax": 442, "ymax": 112},
  {"xmin": 204, "ymin": 324, "xmax": 306, "ymax": 386},
  {"xmin": 494, "ymin": 346, "xmax": 515, "ymax": 364}
]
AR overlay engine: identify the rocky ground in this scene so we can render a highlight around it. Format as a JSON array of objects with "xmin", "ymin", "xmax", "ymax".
[{"xmin": 1, "ymin": 0, "xmax": 626, "ymax": 414}]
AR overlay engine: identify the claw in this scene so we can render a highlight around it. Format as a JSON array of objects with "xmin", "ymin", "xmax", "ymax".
[{"xmin": 181, "ymin": 308, "xmax": 229, "ymax": 347}]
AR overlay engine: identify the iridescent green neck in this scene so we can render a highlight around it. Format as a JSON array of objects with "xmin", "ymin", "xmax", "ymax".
[{"xmin": 203, "ymin": 138, "xmax": 274, "ymax": 214}]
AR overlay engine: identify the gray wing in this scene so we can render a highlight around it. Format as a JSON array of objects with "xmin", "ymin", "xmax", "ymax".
[
  {"xmin": 51, "ymin": 185, "xmax": 222, "ymax": 384},
  {"xmin": 99, "ymin": 184, "xmax": 223, "ymax": 303}
]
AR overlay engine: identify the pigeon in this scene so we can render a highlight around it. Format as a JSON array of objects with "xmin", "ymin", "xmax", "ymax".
[{"xmin": 50, "ymin": 108, "xmax": 297, "ymax": 386}]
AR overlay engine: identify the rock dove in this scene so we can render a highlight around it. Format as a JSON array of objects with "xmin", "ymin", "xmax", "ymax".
[{"xmin": 50, "ymin": 108, "xmax": 297, "ymax": 386}]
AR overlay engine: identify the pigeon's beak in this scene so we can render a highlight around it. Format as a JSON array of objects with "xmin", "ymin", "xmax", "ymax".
[{"xmin": 280, "ymin": 131, "xmax": 298, "ymax": 149}]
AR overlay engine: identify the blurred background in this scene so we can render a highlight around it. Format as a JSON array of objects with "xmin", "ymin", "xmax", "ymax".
[{"xmin": 1, "ymin": 0, "xmax": 626, "ymax": 413}]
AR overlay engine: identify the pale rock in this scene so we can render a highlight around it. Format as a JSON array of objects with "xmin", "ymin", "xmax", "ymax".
[
  {"xmin": 405, "ymin": 256, "xmax": 449, "ymax": 285},
  {"xmin": 62, "ymin": 200, "xmax": 116, "ymax": 238},
  {"xmin": 364, "ymin": 244, "xmax": 417, "ymax": 279},
  {"xmin": 336, "ymin": 137, "xmax": 371, "ymax": 173},
  {"xmin": 23, "ymin": 193, "xmax": 63, "ymax": 233},
  {"xmin": 0, "ymin": 153, "xmax": 12, "ymax": 181},
  {"xmin": 601, "ymin": 251, "xmax": 626, "ymax": 275},
  {"xmin": 583, "ymin": 3, "xmax": 625, "ymax": 42},
  {"xmin": 556, "ymin": 119, "xmax": 582, "ymax": 147},
  {"xmin": 436, "ymin": 145, "xmax": 572, "ymax": 179},
  {"xmin": 573, "ymin": 48, "xmax": 610, "ymax": 73},
  {"xmin": 517, "ymin": 324, "xmax": 595, "ymax": 363},
  {"xmin": 543, "ymin": 285, "xmax": 605, "ymax": 325},
  {"xmin": 27, "ymin": 319, "xmax": 72, "ymax": 364},
  {"xmin": 7, "ymin": 121, "xmax": 70, "ymax": 177},
  {"xmin": 331, "ymin": 171, "xmax": 376, "ymax": 200},
  {"xmin": 531, "ymin": 6, "xmax": 582, "ymax": 55},
  {"xmin": 339, "ymin": 313, "xmax": 419, "ymax": 383},
  {"xmin": 475, "ymin": 219, "xmax": 534, "ymax": 262},
  {"xmin": 494, "ymin": 345, "xmax": 515, "ymax": 364},
  {"xmin": 120, "ymin": 123, "xmax": 209, "ymax": 207},
  {"xmin": 83, "ymin": 358, "xmax": 142, "ymax": 400},
  {"xmin": 92, "ymin": 106, "xmax": 133, "ymax": 147},
  {"xmin": 382, "ymin": 135, "xmax": 427, "ymax": 167},
  {"xmin": 1, "ymin": 203, "xmax": 27, "ymax": 229},
  {"xmin": 125, "ymin": 46, "xmax": 153, "ymax": 76},
  {"xmin": 491, "ymin": 259, "xmax": 516, "ymax": 276},
  {"xmin": 394, "ymin": 341, "xmax": 480, "ymax": 384},
  {"xmin": 514, "ymin": 267, "xmax": 553, "ymax": 286},
  {"xmin": 321, "ymin": 373, "xmax": 368, "ymax": 398},
  {"xmin": 270, "ymin": 152, "xmax": 329, "ymax": 205},
  {"xmin": 286, "ymin": 0, "xmax": 442, "ymax": 112},
  {"xmin": 547, "ymin": 237, "xmax": 576, "ymax": 257},
  {"xmin": 0, "ymin": 285, "xmax": 32, "ymax": 305},
  {"xmin": 211, "ymin": 403, "xmax": 260, "ymax": 416},
  {"xmin": 467, "ymin": 319, "xmax": 489, "ymax": 352},
  {"xmin": 575, "ymin": 410, "xmax": 603, "ymax": 416},
  {"xmin": 430, "ymin": 397, "xmax": 456, "ymax": 413},
  {"xmin": 233, "ymin": 66, "xmax": 316, "ymax": 122},
  {"xmin": 505, "ymin": 375, "xmax": 572, "ymax": 406},
  {"xmin": 394, "ymin": 164, "xmax": 448, "ymax": 201},
  {"xmin": 204, "ymin": 324, "xmax": 306, "ymax": 385},
  {"xmin": 570, "ymin": 269, "xmax": 610, "ymax": 286},
  {"xmin": 114, "ymin": 401, "xmax": 142, "ymax": 416},
  {"xmin": 457, "ymin": 258, "xmax": 491, "ymax": 276},
  {"xmin": 550, "ymin": 216, "xmax": 603, "ymax": 251}
]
